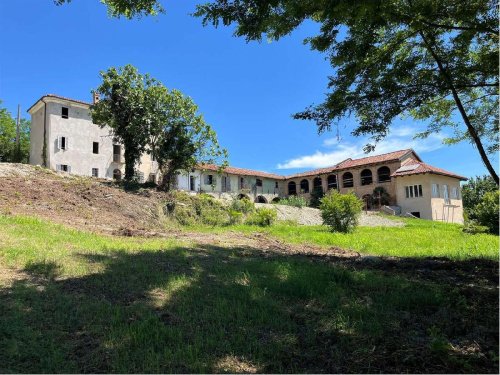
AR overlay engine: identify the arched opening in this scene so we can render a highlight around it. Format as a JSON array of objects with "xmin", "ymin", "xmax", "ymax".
[
  {"xmin": 255, "ymin": 195, "xmax": 268, "ymax": 203},
  {"xmin": 237, "ymin": 193, "xmax": 250, "ymax": 200},
  {"xmin": 271, "ymin": 197, "xmax": 281, "ymax": 203},
  {"xmin": 113, "ymin": 169, "xmax": 122, "ymax": 181},
  {"xmin": 327, "ymin": 175, "xmax": 337, "ymax": 190},
  {"xmin": 288, "ymin": 181, "xmax": 297, "ymax": 195},
  {"xmin": 377, "ymin": 166, "xmax": 391, "ymax": 183},
  {"xmin": 342, "ymin": 172, "xmax": 354, "ymax": 188},
  {"xmin": 300, "ymin": 179, "xmax": 309, "ymax": 193},
  {"xmin": 313, "ymin": 177, "xmax": 322, "ymax": 190},
  {"xmin": 360, "ymin": 169, "xmax": 373, "ymax": 186}
]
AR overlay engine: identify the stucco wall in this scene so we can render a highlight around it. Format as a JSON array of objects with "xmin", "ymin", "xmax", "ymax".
[
  {"xmin": 29, "ymin": 105, "xmax": 45, "ymax": 166},
  {"xmin": 394, "ymin": 174, "xmax": 463, "ymax": 223}
]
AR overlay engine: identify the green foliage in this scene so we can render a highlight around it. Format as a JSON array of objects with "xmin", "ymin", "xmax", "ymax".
[
  {"xmin": 54, "ymin": 0, "xmax": 163, "ymax": 18},
  {"xmin": 91, "ymin": 65, "xmax": 155, "ymax": 181},
  {"xmin": 473, "ymin": 190, "xmax": 499, "ymax": 235},
  {"xmin": 320, "ymin": 191, "xmax": 363, "ymax": 233},
  {"xmin": 462, "ymin": 175, "xmax": 497, "ymax": 216},
  {"xmin": 92, "ymin": 65, "xmax": 226, "ymax": 185},
  {"xmin": 228, "ymin": 209, "xmax": 243, "ymax": 225},
  {"xmin": 245, "ymin": 207, "xmax": 277, "ymax": 227},
  {"xmin": 196, "ymin": 0, "xmax": 499, "ymax": 183},
  {"xmin": 230, "ymin": 197, "xmax": 255, "ymax": 214},
  {"xmin": 309, "ymin": 186, "xmax": 324, "ymax": 208},
  {"xmin": 372, "ymin": 186, "xmax": 391, "ymax": 206},
  {"xmin": 462, "ymin": 220, "xmax": 489, "ymax": 235},
  {"xmin": 0, "ymin": 102, "xmax": 30, "ymax": 163},
  {"xmin": 276, "ymin": 195, "xmax": 307, "ymax": 208}
]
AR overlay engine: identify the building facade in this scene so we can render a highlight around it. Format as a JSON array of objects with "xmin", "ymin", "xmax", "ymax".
[{"xmin": 27, "ymin": 94, "xmax": 466, "ymax": 223}]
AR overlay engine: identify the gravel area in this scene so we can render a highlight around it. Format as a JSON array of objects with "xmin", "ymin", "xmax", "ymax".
[{"xmin": 256, "ymin": 203, "xmax": 404, "ymax": 227}]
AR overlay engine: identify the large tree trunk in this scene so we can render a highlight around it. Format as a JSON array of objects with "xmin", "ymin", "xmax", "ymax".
[
  {"xmin": 123, "ymin": 142, "xmax": 136, "ymax": 182},
  {"xmin": 419, "ymin": 31, "xmax": 499, "ymax": 185}
]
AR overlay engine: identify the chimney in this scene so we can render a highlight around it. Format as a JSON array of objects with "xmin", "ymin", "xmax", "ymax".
[{"xmin": 92, "ymin": 91, "xmax": 100, "ymax": 104}]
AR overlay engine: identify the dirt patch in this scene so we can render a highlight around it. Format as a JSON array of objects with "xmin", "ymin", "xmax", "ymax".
[{"xmin": 255, "ymin": 203, "xmax": 404, "ymax": 227}]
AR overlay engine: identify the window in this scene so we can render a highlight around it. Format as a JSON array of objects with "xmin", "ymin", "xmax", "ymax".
[
  {"xmin": 432, "ymin": 183, "xmax": 440, "ymax": 198},
  {"xmin": 451, "ymin": 187, "xmax": 459, "ymax": 199},
  {"xmin": 275, "ymin": 181, "xmax": 279, "ymax": 189},
  {"xmin": 313, "ymin": 177, "xmax": 322, "ymax": 190},
  {"xmin": 57, "ymin": 164, "xmax": 70, "ymax": 172},
  {"xmin": 360, "ymin": 169, "xmax": 373, "ymax": 185},
  {"xmin": 342, "ymin": 172, "xmax": 354, "ymax": 188},
  {"xmin": 411, "ymin": 212, "xmax": 421, "ymax": 218},
  {"xmin": 93, "ymin": 142, "xmax": 99, "ymax": 154},
  {"xmin": 443, "ymin": 185, "xmax": 450, "ymax": 203},
  {"xmin": 205, "ymin": 174, "xmax": 214, "ymax": 185},
  {"xmin": 190, "ymin": 176, "xmax": 196, "ymax": 191},
  {"xmin": 288, "ymin": 181, "xmax": 297, "ymax": 195},
  {"xmin": 377, "ymin": 166, "xmax": 391, "ymax": 183},
  {"xmin": 91, "ymin": 168, "xmax": 99, "ymax": 177},
  {"xmin": 240, "ymin": 177, "xmax": 245, "ymax": 189},
  {"xmin": 61, "ymin": 107, "xmax": 69, "ymax": 119},
  {"xmin": 58, "ymin": 136, "xmax": 68, "ymax": 150},
  {"xmin": 113, "ymin": 144, "xmax": 121, "ymax": 162},
  {"xmin": 148, "ymin": 174, "xmax": 156, "ymax": 184},
  {"xmin": 405, "ymin": 184, "xmax": 423, "ymax": 198},
  {"xmin": 256, "ymin": 178, "xmax": 263, "ymax": 187},
  {"xmin": 300, "ymin": 179, "xmax": 309, "ymax": 193},
  {"xmin": 327, "ymin": 175, "xmax": 337, "ymax": 190}
]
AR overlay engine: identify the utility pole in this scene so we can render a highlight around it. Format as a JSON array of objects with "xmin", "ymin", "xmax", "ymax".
[{"xmin": 15, "ymin": 104, "xmax": 21, "ymax": 162}]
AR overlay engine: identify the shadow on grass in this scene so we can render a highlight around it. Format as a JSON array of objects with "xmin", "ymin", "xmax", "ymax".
[{"xmin": 0, "ymin": 244, "xmax": 498, "ymax": 373}]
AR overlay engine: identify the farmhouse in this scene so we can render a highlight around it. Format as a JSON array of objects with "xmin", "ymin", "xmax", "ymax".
[{"xmin": 27, "ymin": 94, "xmax": 466, "ymax": 223}]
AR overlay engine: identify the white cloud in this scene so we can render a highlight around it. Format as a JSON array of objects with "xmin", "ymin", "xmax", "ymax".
[{"xmin": 276, "ymin": 128, "xmax": 446, "ymax": 170}]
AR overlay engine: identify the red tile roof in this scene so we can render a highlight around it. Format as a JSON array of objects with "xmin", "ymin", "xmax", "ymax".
[
  {"xmin": 391, "ymin": 162, "xmax": 467, "ymax": 180},
  {"xmin": 27, "ymin": 94, "xmax": 92, "ymax": 113},
  {"xmin": 285, "ymin": 149, "xmax": 418, "ymax": 179},
  {"xmin": 198, "ymin": 164, "xmax": 285, "ymax": 180}
]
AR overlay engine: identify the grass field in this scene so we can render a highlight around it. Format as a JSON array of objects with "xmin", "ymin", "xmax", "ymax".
[
  {"xmin": 0, "ymin": 214, "xmax": 498, "ymax": 373},
  {"xmin": 199, "ymin": 216, "xmax": 498, "ymax": 260}
]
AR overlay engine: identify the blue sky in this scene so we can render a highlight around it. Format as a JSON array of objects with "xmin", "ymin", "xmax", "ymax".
[{"xmin": 0, "ymin": 0, "xmax": 496, "ymax": 178}]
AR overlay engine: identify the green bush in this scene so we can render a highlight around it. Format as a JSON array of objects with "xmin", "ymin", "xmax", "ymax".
[
  {"xmin": 320, "ymin": 190, "xmax": 363, "ymax": 233},
  {"xmin": 245, "ymin": 207, "xmax": 278, "ymax": 226},
  {"xmin": 473, "ymin": 190, "xmax": 499, "ymax": 235},
  {"xmin": 230, "ymin": 197, "xmax": 255, "ymax": 213},
  {"xmin": 166, "ymin": 192, "xmax": 229, "ymax": 226},
  {"xmin": 309, "ymin": 186, "xmax": 324, "ymax": 208},
  {"xmin": 277, "ymin": 195, "xmax": 307, "ymax": 208},
  {"xmin": 462, "ymin": 220, "xmax": 489, "ymax": 234},
  {"xmin": 228, "ymin": 209, "xmax": 244, "ymax": 225}
]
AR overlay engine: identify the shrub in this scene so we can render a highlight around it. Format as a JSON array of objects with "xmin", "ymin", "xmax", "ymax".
[
  {"xmin": 228, "ymin": 209, "xmax": 244, "ymax": 225},
  {"xmin": 473, "ymin": 190, "xmax": 499, "ymax": 235},
  {"xmin": 277, "ymin": 195, "xmax": 307, "ymax": 208},
  {"xmin": 309, "ymin": 186, "xmax": 324, "ymax": 208},
  {"xmin": 166, "ymin": 192, "xmax": 229, "ymax": 226},
  {"xmin": 372, "ymin": 186, "xmax": 390, "ymax": 206},
  {"xmin": 245, "ymin": 207, "xmax": 278, "ymax": 226},
  {"xmin": 230, "ymin": 197, "xmax": 255, "ymax": 214},
  {"xmin": 320, "ymin": 190, "xmax": 363, "ymax": 233},
  {"xmin": 462, "ymin": 220, "xmax": 489, "ymax": 234}
]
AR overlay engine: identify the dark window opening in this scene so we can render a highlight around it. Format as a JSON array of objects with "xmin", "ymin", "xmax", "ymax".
[
  {"xmin": 256, "ymin": 179, "xmax": 263, "ymax": 187},
  {"xmin": 300, "ymin": 179, "xmax": 309, "ymax": 193},
  {"xmin": 288, "ymin": 181, "xmax": 297, "ymax": 195},
  {"xmin": 61, "ymin": 107, "xmax": 69, "ymax": 119},
  {"xmin": 256, "ymin": 195, "xmax": 267, "ymax": 203},
  {"xmin": 91, "ymin": 168, "xmax": 98, "ymax": 177},
  {"xmin": 206, "ymin": 174, "xmax": 214, "ymax": 185},
  {"xmin": 59, "ymin": 136, "xmax": 67, "ymax": 150},
  {"xmin": 377, "ymin": 166, "xmax": 391, "ymax": 183},
  {"xmin": 190, "ymin": 176, "xmax": 196, "ymax": 191},
  {"xmin": 411, "ymin": 212, "xmax": 421, "ymax": 218},
  {"xmin": 313, "ymin": 177, "xmax": 322, "ymax": 190},
  {"xmin": 327, "ymin": 175, "xmax": 337, "ymax": 190},
  {"xmin": 93, "ymin": 142, "xmax": 99, "ymax": 154},
  {"xmin": 275, "ymin": 181, "xmax": 279, "ymax": 189},
  {"xmin": 360, "ymin": 169, "xmax": 373, "ymax": 185},
  {"xmin": 342, "ymin": 172, "xmax": 354, "ymax": 188}
]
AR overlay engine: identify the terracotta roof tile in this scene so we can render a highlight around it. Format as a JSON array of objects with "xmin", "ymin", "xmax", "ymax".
[
  {"xmin": 391, "ymin": 162, "xmax": 467, "ymax": 180},
  {"xmin": 198, "ymin": 164, "xmax": 285, "ymax": 180},
  {"xmin": 27, "ymin": 94, "xmax": 92, "ymax": 113},
  {"xmin": 285, "ymin": 149, "xmax": 416, "ymax": 179}
]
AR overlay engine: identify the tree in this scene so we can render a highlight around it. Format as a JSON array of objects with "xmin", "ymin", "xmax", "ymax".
[
  {"xmin": 474, "ymin": 190, "xmax": 499, "ymax": 235},
  {"xmin": 462, "ymin": 175, "xmax": 498, "ymax": 217},
  {"xmin": 320, "ymin": 190, "xmax": 363, "ymax": 233},
  {"xmin": 54, "ymin": 0, "xmax": 163, "ymax": 18},
  {"xmin": 0, "ymin": 102, "xmax": 30, "ymax": 163},
  {"xmin": 91, "ymin": 65, "xmax": 155, "ymax": 181},
  {"xmin": 145, "ymin": 85, "xmax": 227, "ymax": 190},
  {"xmin": 195, "ymin": 0, "xmax": 499, "ymax": 184}
]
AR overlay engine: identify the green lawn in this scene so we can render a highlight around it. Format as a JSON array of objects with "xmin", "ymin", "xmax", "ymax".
[
  {"xmin": 0, "ymin": 214, "xmax": 498, "ymax": 373},
  {"xmin": 199, "ymin": 217, "xmax": 498, "ymax": 260}
]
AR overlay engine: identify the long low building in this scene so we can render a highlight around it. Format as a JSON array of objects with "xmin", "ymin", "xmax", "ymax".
[{"xmin": 27, "ymin": 94, "xmax": 466, "ymax": 223}]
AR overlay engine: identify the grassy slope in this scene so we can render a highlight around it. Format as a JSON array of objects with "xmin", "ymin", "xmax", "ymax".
[
  {"xmin": 200, "ymin": 217, "xmax": 498, "ymax": 260},
  {"xmin": 0, "ymin": 214, "xmax": 498, "ymax": 373}
]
